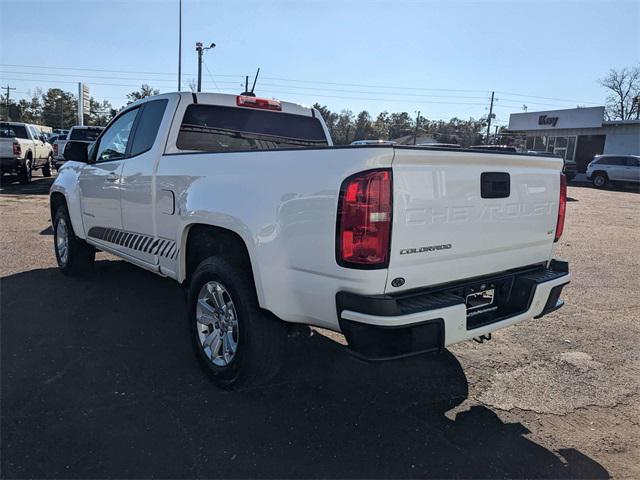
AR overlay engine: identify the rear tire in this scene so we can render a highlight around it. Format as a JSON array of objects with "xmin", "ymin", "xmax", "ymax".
[
  {"xmin": 42, "ymin": 155, "xmax": 53, "ymax": 177},
  {"xmin": 592, "ymin": 172, "xmax": 608, "ymax": 188},
  {"xmin": 53, "ymin": 205, "xmax": 95, "ymax": 275},
  {"xmin": 188, "ymin": 256, "xmax": 286, "ymax": 389},
  {"xmin": 18, "ymin": 157, "xmax": 32, "ymax": 184}
]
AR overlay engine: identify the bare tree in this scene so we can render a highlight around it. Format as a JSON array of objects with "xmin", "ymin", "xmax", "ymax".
[
  {"xmin": 126, "ymin": 84, "xmax": 160, "ymax": 104},
  {"xmin": 599, "ymin": 66, "xmax": 640, "ymax": 120}
]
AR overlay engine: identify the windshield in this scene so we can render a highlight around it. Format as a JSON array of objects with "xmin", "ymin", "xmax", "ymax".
[
  {"xmin": 176, "ymin": 104, "xmax": 328, "ymax": 152},
  {"xmin": 70, "ymin": 128, "xmax": 102, "ymax": 141},
  {"xmin": 0, "ymin": 124, "xmax": 28, "ymax": 139}
]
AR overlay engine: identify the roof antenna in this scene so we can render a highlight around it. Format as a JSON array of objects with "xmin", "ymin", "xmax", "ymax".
[
  {"xmin": 250, "ymin": 68, "xmax": 260, "ymax": 94},
  {"xmin": 240, "ymin": 68, "xmax": 260, "ymax": 97}
]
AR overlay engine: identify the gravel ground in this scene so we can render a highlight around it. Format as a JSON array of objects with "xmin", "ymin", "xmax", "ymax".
[{"xmin": 1, "ymin": 173, "xmax": 638, "ymax": 478}]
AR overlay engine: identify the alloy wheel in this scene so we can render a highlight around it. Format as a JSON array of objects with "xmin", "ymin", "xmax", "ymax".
[
  {"xmin": 196, "ymin": 281, "xmax": 239, "ymax": 366},
  {"xmin": 56, "ymin": 217, "xmax": 69, "ymax": 265}
]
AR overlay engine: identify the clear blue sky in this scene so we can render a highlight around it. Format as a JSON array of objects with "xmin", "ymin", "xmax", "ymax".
[{"xmin": 1, "ymin": 0, "xmax": 639, "ymax": 126}]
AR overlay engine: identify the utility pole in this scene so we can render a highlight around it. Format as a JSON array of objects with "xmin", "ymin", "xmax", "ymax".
[
  {"xmin": 413, "ymin": 111, "xmax": 421, "ymax": 145},
  {"xmin": 485, "ymin": 91, "xmax": 495, "ymax": 144},
  {"xmin": 2, "ymin": 85, "xmax": 16, "ymax": 121},
  {"xmin": 178, "ymin": 0, "xmax": 182, "ymax": 91},
  {"xmin": 196, "ymin": 42, "xmax": 216, "ymax": 92}
]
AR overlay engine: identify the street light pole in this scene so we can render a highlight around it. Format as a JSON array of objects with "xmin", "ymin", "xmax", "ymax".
[{"xmin": 178, "ymin": 0, "xmax": 182, "ymax": 91}]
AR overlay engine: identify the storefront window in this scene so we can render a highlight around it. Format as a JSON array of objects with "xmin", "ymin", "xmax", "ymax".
[
  {"xmin": 547, "ymin": 137, "xmax": 555, "ymax": 153},
  {"xmin": 555, "ymin": 137, "xmax": 568, "ymax": 148},
  {"xmin": 567, "ymin": 137, "xmax": 576, "ymax": 161},
  {"xmin": 532, "ymin": 136, "xmax": 548, "ymax": 152},
  {"xmin": 526, "ymin": 137, "xmax": 534, "ymax": 150}
]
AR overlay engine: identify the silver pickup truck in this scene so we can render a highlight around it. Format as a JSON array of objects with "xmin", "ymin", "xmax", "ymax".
[{"xmin": 0, "ymin": 122, "xmax": 54, "ymax": 183}]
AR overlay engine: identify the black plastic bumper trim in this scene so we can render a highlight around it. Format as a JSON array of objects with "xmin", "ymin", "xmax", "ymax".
[{"xmin": 339, "ymin": 317, "xmax": 444, "ymax": 362}]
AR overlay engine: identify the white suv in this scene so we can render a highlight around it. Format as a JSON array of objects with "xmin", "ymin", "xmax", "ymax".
[{"xmin": 586, "ymin": 154, "xmax": 640, "ymax": 188}]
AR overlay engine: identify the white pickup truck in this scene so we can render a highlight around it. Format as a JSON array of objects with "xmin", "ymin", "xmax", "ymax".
[
  {"xmin": 50, "ymin": 92, "xmax": 570, "ymax": 388},
  {"xmin": 1, "ymin": 122, "xmax": 54, "ymax": 183}
]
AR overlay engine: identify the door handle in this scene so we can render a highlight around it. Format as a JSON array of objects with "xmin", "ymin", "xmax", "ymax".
[{"xmin": 106, "ymin": 173, "xmax": 119, "ymax": 182}]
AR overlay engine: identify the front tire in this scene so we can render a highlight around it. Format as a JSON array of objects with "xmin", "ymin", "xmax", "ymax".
[
  {"xmin": 188, "ymin": 256, "xmax": 286, "ymax": 389},
  {"xmin": 592, "ymin": 172, "xmax": 608, "ymax": 188},
  {"xmin": 53, "ymin": 205, "xmax": 95, "ymax": 275}
]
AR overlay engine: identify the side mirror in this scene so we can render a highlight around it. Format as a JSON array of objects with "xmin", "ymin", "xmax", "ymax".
[{"xmin": 63, "ymin": 141, "xmax": 89, "ymax": 163}]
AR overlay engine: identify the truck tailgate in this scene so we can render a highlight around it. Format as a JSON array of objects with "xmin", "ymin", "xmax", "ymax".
[
  {"xmin": 0, "ymin": 139, "xmax": 15, "ymax": 158},
  {"xmin": 387, "ymin": 147, "xmax": 562, "ymax": 293}
]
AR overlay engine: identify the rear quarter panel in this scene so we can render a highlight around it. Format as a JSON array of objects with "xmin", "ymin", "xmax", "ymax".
[{"xmin": 157, "ymin": 146, "xmax": 393, "ymax": 330}]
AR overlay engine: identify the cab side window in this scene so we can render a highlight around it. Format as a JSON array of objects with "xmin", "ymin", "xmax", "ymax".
[
  {"xmin": 129, "ymin": 99, "xmax": 168, "ymax": 156},
  {"xmin": 95, "ymin": 108, "xmax": 139, "ymax": 162}
]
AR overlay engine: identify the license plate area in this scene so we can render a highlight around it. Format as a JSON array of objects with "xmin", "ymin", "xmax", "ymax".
[
  {"xmin": 466, "ymin": 288, "xmax": 495, "ymax": 311},
  {"xmin": 461, "ymin": 278, "xmax": 517, "ymax": 329}
]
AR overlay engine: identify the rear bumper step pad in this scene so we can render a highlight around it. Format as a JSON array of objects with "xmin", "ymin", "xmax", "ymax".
[{"xmin": 337, "ymin": 260, "xmax": 570, "ymax": 361}]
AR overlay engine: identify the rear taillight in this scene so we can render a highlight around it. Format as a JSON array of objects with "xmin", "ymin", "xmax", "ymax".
[
  {"xmin": 236, "ymin": 95, "xmax": 282, "ymax": 111},
  {"xmin": 337, "ymin": 169, "xmax": 392, "ymax": 268},
  {"xmin": 554, "ymin": 173, "xmax": 567, "ymax": 242},
  {"xmin": 53, "ymin": 143, "xmax": 58, "ymax": 156},
  {"xmin": 12, "ymin": 141, "xmax": 21, "ymax": 156}
]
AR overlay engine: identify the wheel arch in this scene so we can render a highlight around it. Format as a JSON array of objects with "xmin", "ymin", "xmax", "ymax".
[
  {"xmin": 592, "ymin": 170, "xmax": 609, "ymax": 179},
  {"xmin": 49, "ymin": 191, "xmax": 67, "ymax": 222},
  {"xmin": 179, "ymin": 223, "xmax": 265, "ymax": 307}
]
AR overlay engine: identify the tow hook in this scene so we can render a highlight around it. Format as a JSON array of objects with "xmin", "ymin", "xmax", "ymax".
[{"xmin": 473, "ymin": 333, "xmax": 492, "ymax": 344}]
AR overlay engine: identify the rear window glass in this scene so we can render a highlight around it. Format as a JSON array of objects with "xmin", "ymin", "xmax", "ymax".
[
  {"xmin": 0, "ymin": 124, "xmax": 28, "ymax": 139},
  {"xmin": 176, "ymin": 104, "xmax": 328, "ymax": 152},
  {"xmin": 70, "ymin": 128, "xmax": 102, "ymax": 141}
]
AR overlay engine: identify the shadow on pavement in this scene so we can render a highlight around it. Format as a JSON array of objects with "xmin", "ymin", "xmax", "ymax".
[
  {"xmin": 0, "ymin": 174, "xmax": 55, "ymax": 195},
  {"xmin": 1, "ymin": 261, "xmax": 610, "ymax": 479}
]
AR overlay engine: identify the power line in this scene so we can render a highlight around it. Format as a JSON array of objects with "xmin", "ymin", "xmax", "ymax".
[
  {"xmin": 0, "ymin": 63, "xmax": 243, "ymax": 78},
  {"xmin": 203, "ymin": 62, "xmax": 221, "ymax": 92},
  {"xmin": 2, "ymin": 70, "xmax": 592, "ymax": 107},
  {"xmin": 2, "ymin": 63, "xmax": 603, "ymax": 104},
  {"xmin": 0, "ymin": 76, "xmax": 577, "ymax": 110},
  {"xmin": 496, "ymin": 90, "xmax": 600, "ymax": 105}
]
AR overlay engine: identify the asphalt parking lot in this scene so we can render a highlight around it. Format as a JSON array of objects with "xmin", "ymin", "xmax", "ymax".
[{"xmin": 1, "ymin": 172, "xmax": 638, "ymax": 479}]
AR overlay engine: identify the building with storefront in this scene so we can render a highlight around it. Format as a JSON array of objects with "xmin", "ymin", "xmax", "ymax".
[{"xmin": 508, "ymin": 106, "xmax": 640, "ymax": 172}]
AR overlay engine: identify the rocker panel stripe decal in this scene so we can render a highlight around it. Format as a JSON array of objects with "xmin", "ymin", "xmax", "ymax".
[{"xmin": 87, "ymin": 227, "xmax": 177, "ymax": 260}]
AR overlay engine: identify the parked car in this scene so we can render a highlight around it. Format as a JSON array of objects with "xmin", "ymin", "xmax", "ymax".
[
  {"xmin": 586, "ymin": 154, "xmax": 640, "ymax": 188},
  {"xmin": 417, "ymin": 143, "xmax": 462, "ymax": 149},
  {"xmin": 47, "ymin": 134, "xmax": 64, "ymax": 145},
  {"xmin": 470, "ymin": 145, "xmax": 518, "ymax": 152},
  {"xmin": 563, "ymin": 159, "xmax": 577, "ymax": 181},
  {"xmin": 50, "ymin": 92, "xmax": 570, "ymax": 388},
  {"xmin": 351, "ymin": 140, "xmax": 396, "ymax": 145},
  {"xmin": 54, "ymin": 126, "xmax": 103, "ymax": 169},
  {"xmin": 0, "ymin": 122, "xmax": 54, "ymax": 182}
]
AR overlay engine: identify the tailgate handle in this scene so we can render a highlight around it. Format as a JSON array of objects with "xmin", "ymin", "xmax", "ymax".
[{"xmin": 481, "ymin": 172, "xmax": 510, "ymax": 199}]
